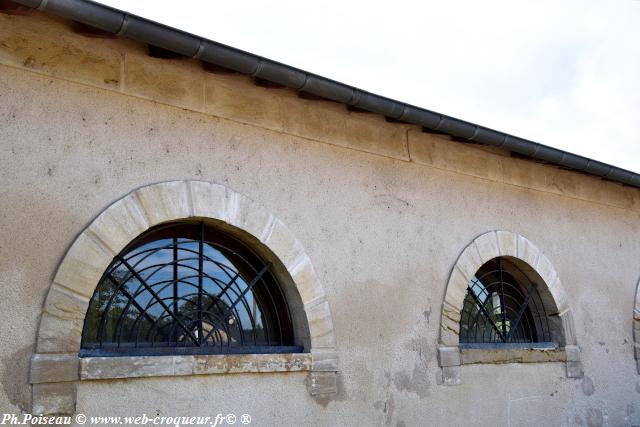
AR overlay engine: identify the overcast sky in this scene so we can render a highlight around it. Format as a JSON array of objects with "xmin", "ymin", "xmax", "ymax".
[{"xmin": 98, "ymin": 0, "xmax": 640, "ymax": 173}]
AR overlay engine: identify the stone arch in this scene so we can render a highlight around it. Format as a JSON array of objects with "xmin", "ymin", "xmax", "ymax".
[
  {"xmin": 437, "ymin": 230, "xmax": 582, "ymax": 385},
  {"xmin": 29, "ymin": 181, "xmax": 338, "ymax": 414},
  {"xmin": 634, "ymin": 280, "xmax": 640, "ymax": 374}
]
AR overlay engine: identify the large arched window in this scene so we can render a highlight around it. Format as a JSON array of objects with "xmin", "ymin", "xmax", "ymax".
[
  {"xmin": 460, "ymin": 257, "xmax": 553, "ymax": 347},
  {"xmin": 81, "ymin": 220, "xmax": 300, "ymax": 356},
  {"xmin": 30, "ymin": 181, "xmax": 338, "ymax": 416}
]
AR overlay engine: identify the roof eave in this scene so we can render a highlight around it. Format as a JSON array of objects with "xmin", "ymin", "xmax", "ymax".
[{"xmin": 12, "ymin": 0, "xmax": 640, "ymax": 189}]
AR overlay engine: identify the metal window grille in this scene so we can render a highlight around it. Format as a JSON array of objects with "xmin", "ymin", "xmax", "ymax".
[
  {"xmin": 80, "ymin": 221, "xmax": 300, "ymax": 356},
  {"xmin": 459, "ymin": 257, "xmax": 553, "ymax": 346}
]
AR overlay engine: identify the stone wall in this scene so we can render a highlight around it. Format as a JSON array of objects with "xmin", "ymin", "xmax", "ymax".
[{"xmin": 1, "ymin": 9, "xmax": 640, "ymax": 426}]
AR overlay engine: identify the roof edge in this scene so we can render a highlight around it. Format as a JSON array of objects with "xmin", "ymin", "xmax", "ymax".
[{"xmin": 11, "ymin": 0, "xmax": 640, "ymax": 188}]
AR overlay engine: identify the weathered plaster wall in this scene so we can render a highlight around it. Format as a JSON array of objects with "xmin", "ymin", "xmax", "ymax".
[{"xmin": 1, "ymin": 10, "xmax": 640, "ymax": 427}]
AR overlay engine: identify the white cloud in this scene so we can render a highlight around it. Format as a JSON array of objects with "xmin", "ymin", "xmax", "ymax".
[{"xmin": 98, "ymin": 0, "xmax": 640, "ymax": 172}]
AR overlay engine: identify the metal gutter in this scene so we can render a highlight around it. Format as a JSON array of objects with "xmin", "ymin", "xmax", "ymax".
[{"xmin": 12, "ymin": 0, "xmax": 640, "ymax": 188}]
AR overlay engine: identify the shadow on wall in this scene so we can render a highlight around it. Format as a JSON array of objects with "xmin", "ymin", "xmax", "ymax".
[{"xmin": 1, "ymin": 345, "xmax": 33, "ymax": 411}]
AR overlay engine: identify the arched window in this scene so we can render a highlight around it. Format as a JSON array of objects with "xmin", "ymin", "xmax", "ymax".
[
  {"xmin": 438, "ymin": 231, "xmax": 582, "ymax": 385},
  {"xmin": 30, "ymin": 181, "xmax": 338, "ymax": 416},
  {"xmin": 81, "ymin": 220, "xmax": 301, "ymax": 356},
  {"xmin": 460, "ymin": 257, "xmax": 553, "ymax": 347}
]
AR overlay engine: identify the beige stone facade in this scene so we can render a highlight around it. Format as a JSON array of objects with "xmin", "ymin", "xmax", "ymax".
[{"xmin": 1, "ymin": 9, "xmax": 640, "ymax": 427}]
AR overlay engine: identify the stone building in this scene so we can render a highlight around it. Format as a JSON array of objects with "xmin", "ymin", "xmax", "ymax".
[{"xmin": 1, "ymin": 0, "xmax": 639, "ymax": 425}]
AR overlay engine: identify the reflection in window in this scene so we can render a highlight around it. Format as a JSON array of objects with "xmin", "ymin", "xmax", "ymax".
[
  {"xmin": 81, "ymin": 221, "xmax": 299, "ymax": 356},
  {"xmin": 460, "ymin": 257, "xmax": 553, "ymax": 346}
]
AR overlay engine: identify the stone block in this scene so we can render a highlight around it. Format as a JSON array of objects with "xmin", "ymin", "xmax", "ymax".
[
  {"xmin": 501, "ymin": 158, "xmax": 548, "ymax": 193},
  {"xmin": 43, "ymin": 284, "xmax": 89, "ymax": 321},
  {"xmin": 306, "ymin": 299, "xmax": 336, "ymax": 350},
  {"xmin": 36, "ymin": 313, "xmax": 83, "ymax": 354},
  {"xmin": 516, "ymin": 235, "xmax": 539, "ymax": 268},
  {"xmin": 473, "ymin": 231, "xmax": 500, "ymax": 264},
  {"xmin": 290, "ymin": 255, "xmax": 325, "ymax": 306},
  {"xmin": 0, "ymin": 14, "xmax": 121, "ymax": 89},
  {"xmin": 495, "ymin": 230, "xmax": 517, "ymax": 257},
  {"xmin": 454, "ymin": 245, "xmax": 482, "ymax": 282},
  {"xmin": 258, "ymin": 353, "xmax": 312, "ymax": 372},
  {"xmin": 234, "ymin": 196, "xmax": 275, "ymax": 243},
  {"xmin": 80, "ymin": 356, "xmax": 193, "ymax": 380},
  {"xmin": 566, "ymin": 361, "xmax": 584, "ymax": 379},
  {"xmin": 192, "ymin": 355, "xmax": 228, "ymax": 375},
  {"xmin": 204, "ymin": 72, "xmax": 285, "ymax": 132},
  {"xmin": 565, "ymin": 345, "xmax": 581, "ymax": 363},
  {"xmin": 30, "ymin": 354, "xmax": 79, "ymax": 384},
  {"xmin": 53, "ymin": 232, "xmax": 114, "ymax": 299},
  {"xmin": 264, "ymin": 218, "xmax": 305, "ymax": 271},
  {"xmin": 225, "ymin": 355, "xmax": 261, "ymax": 374},
  {"xmin": 192, "ymin": 354, "xmax": 312, "ymax": 375},
  {"xmin": 437, "ymin": 346, "xmax": 461, "ymax": 367},
  {"xmin": 306, "ymin": 372, "xmax": 338, "ymax": 396},
  {"xmin": 311, "ymin": 349, "xmax": 339, "ymax": 372},
  {"xmin": 32, "ymin": 382, "xmax": 77, "ymax": 415},
  {"xmin": 284, "ymin": 97, "xmax": 410, "ymax": 160},
  {"xmin": 440, "ymin": 301, "xmax": 461, "ymax": 346},
  {"xmin": 443, "ymin": 266, "xmax": 470, "ymax": 313},
  {"xmin": 535, "ymin": 254, "xmax": 557, "ymax": 290},
  {"xmin": 546, "ymin": 276, "xmax": 569, "ymax": 314},
  {"xmin": 189, "ymin": 180, "xmax": 227, "ymax": 221},
  {"xmin": 222, "ymin": 189, "xmax": 242, "ymax": 226},
  {"xmin": 441, "ymin": 366, "xmax": 462, "ymax": 386},
  {"xmin": 89, "ymin": 194, "xmax": 148, "ymax": 254},
  {"xmin": 546, "ymin": 168, "xmax": 633, "ymax": 210},
  {"xmin": 460, "ymin": 348, "xmax": 565, "ymax": 364},
  {"xmin": 124, "ymin": 53, "xmax": 205, "ymax": 111},
  {"xmin": 407, "ymin": 130, "xmax": 503, "ymax": 182},
  {"xmin": 560, "ymin": 311, "xmax": 577, "ymax": 346},
  {"xmin": 134, "ymin": 181, "xmax": 191, "ymax": 226}
]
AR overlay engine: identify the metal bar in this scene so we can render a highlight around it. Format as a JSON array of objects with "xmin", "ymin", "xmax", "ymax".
[
  {"xmin": 79, "ymin": 345, "xmax": 305, "ymax": 358},
  {"xmin": 117, "ymin": 254, "xmax": 199, "ymax": 345},
  {"xmin": 172, "ymin": 237, "xmax": 178, "ymax": 342},
  {"xmin": 197, "ymin": 222, "xmax": 204, "ymax": 344},
  {"xmin": 506, "ymin": 283, "xmax": 537, "ymax": 342},
  {"xmin": 466, "ymin": 284, "xmax": 505, "ymax": 341},
  {"xmin": 201, "ymin": 263, "xmax": 271, "ymax": 343},
  {"xmin": 256, "ymin": 272, "xmax": 279, "ymax": 345},
  {"xmin": 108, "ymin": 273, "xmax": 158, "ymax": 345},
  {"xmin": 211, "ymin": 263, "xmax": 251, "ymax": 345},
  {"xmin": 497, "ymin": 258, "xmax": 507, "ymax": 342}
]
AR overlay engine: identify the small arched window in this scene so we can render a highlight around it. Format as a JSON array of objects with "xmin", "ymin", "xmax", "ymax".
[
  {"xmin": 81, "ymin": 220, "xmax": 301, "ymax": 356},
  {"xmin": 460, "ymin": 257, "xmax": 553, "ymax": 347}
]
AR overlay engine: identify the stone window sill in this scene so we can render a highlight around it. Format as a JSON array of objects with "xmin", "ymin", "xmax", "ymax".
[
  {"xmin": 459, "ymin": 347, "xmax": 566, "ymax": 365},
  {"xmin": 79, "ymin": 353, "xmax": 313, "ymax": 380}
]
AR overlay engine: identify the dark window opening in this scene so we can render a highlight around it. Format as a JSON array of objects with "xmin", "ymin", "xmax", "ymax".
[
  {"xmin": 460, "ymin": 257, "xmax": 554, "ymax": 347},
  {"xmin": 81, "ymin": 221, "xmax": 301, "ymax": 357}
]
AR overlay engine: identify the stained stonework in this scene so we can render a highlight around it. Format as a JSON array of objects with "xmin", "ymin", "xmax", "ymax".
[
  {"xmin": 78, "ymin": 354, "xmax": 313, "ymax": 380},
  {"xmin": 30, "ymin": 181, "xmax": 338, "ymax": 415},
  {"xmin": 634, "ymin": 282, "xmax": 640, "ymax": 374}
]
